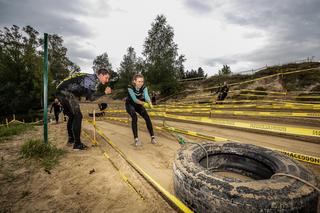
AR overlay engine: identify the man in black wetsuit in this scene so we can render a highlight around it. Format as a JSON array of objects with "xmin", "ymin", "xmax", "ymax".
[
  {"xmin": 56, "ymin": 68, "xmax": 112, "ymax": 150},
  {"xmin": 50, "ymin": 98, "xmax": 62, "ymax": 123},
  {"xmin": 216, "ymin": 81, "xmax": 229, "ymax": 103}
]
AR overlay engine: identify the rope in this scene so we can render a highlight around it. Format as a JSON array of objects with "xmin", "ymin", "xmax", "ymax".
[
  {"xmin": 272, "ymin": 173, "xmax": 320, "ymax": 193},
  {"xmin": 163, "ymin": 122, "xmax": 209, "ymax": 169}
]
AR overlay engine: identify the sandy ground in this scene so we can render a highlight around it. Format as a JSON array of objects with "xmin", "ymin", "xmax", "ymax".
[
  {"xmin": 0, "ymin": 123, "xmax": 174, "ymax": 213},
  {"xmin": 85, "ymin": 118, "xmax": 320, "ymax": 195},
  {"xmin": 1, "ymin": 99, "xmax": 319, "ymax": 212}
]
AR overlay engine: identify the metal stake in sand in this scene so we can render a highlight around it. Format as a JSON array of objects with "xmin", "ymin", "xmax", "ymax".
[{"xmin": 43, "ymin": 33, "xmax": 49, "ymax": 144}]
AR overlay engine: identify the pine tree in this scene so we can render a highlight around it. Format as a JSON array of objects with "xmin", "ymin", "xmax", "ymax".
[
  {"xmin": 142, "ymin": 14, "xmax": 185, "ymax": 95},
  {"xmin": 218, "ymin": 65, "xmax": 232, "ymax": 76},
  {"xmin": 92, "ymin": 52, "xmax": 113, "ymax": 72},
  {"xmin": 117, "ymin": 47, "xmax": 138, "ymax": 90}
]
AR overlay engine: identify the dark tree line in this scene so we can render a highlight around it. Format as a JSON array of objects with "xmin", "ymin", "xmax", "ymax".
[
  {"xmin": 184, "ymin": 67, "xmax": 207, "ymax": 79},
  {"xmin": 0, "ymin": 25, "xmax": 78, "ymax": 116}
]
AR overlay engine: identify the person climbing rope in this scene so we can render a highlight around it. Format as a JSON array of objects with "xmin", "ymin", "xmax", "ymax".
[
  {"xmin": 56, "ymin": 68, "xmax": 112, "ymax": 150},
  {"xmin": 125, "ymin": 73, "xmax": 157, "ymax": 147}
]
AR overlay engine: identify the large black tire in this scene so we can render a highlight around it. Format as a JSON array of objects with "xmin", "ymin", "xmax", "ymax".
[{"xmin": 173, "ymin": 142, "xmax": 319, "ymax": 213}]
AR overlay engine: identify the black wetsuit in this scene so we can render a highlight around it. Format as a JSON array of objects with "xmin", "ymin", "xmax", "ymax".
[
  {"xmin": 217, "ymin": 85, "xmax": 229, "ymax": 101},
  {"xmin": 56, "ymin": 73, "xmax": 105, "ymax": 146},
  {"xmin": 125, "ymin": 84, "xmax": 154, "ymax": 139},
  {"xmin": 50, "ymin": 102, "xmax": 62, "ymax": 123}
]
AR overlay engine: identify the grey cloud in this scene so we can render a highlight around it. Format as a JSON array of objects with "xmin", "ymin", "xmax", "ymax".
[
  {"xmin": 204, "ymin": 57, "xmax": 237, "ymax": 67},
  {"xmin": 242, "ymin": 32, "xmax": 263, "ymax": 39},
  {"xmin": 66, "ymin": 41, "xmax": 96, "ymax": 60},
  {"xmin": 183, "ymin": 0, "xmax": 320, "ymax": 70},
  {"xmin": 225, "ymin": 0, "xmax": 320, "ymax": 67},
  {"xmin": 229, "ymin": 0, "xmax": 320, "ymax": 65},
  {"xmin": 183, "ymin": 0, "xmax": 213, "ymax": 14},
  {"xmin": 0, "ymin": 0, "xmax": 111, "ymax": 37},
  {"xmin": 0, "ymin": 0, "xmax": 112, "ymax": 68},
  {"xmin": 62, "ymin": 39, "xmax": 98, "ymax": 71}
]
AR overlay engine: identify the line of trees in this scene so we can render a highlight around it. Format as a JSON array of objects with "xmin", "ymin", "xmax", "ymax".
[
  {"xmin": 92, "ymin": 14, "xmax": 191, "ymax": 98},
  {"xmin": 1, "ymin": 14, "xmax": 217, "ymax": 116},
  {"xmin": 0, "ymin": 25, "xmax": 79, "ymax": 116}
]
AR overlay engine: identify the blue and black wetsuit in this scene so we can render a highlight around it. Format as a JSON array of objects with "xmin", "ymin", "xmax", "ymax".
[
  {"xmin": 56, "ymin": 73, "xmax": 105, "ymax": 146},
  {"xmin": 125, "ymin": 84, "xmax": 154, "ymax": 139}
]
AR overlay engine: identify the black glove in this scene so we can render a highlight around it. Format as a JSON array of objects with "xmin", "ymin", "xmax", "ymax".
[{"xmin": 98, "ymin": 103, "xmax": 108, "ymax": 111}]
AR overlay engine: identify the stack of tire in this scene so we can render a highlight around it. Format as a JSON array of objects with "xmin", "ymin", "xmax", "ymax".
[{"xmin": 173, "ymin": 142, "xmax": 319, "ymax": 213}]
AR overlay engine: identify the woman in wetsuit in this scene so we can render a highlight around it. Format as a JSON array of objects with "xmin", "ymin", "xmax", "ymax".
[{"xmin": 125, "ymin": 74, "xmax": 157, "ymax": 147}]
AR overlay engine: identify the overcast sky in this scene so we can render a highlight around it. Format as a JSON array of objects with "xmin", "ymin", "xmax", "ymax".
[{"xmin": 1, "ymin": 0, "xmax": 319, "ymax": 75}]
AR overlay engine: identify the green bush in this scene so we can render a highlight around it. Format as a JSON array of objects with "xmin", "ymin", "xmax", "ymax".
[{"xmin": 20, "ymin": 139, "xmax": 65, "ymax": 170}]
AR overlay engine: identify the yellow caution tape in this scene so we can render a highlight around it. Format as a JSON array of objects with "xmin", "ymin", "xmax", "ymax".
[
  {"xmin": 162, "ymin": 126, "xmax": 228, "ymax": 142},
  {"xmin": 274, "ymin": 149, "xmax": 320, "ymax": 165},
  {"xmin": 153, "ymin": 108, "xmax": 210, "ymax": 113},
  {"xmin": 82, "ymin": 130, "xmax": 145, "ymax": 200},
  {"xmin": 103, "ymin": 117, "xmax": 129, "ymax": 123},
  {"xmin": 257, "ymin": 105, "xmax": 320, "ymax": 110},
  {"xmin": 152, "ymin": 113, "xmax": 320, "ymax": 138},
  {"xmin": 105, "ymin": 109, "xmax": 126, "ymax": 113},
  {"xmin": 162, "ymin": 125, "xmax": 320, "ymax": 165},
  {"xmin": 237, "ymin": 89, "xmax": 287, "ymax": 95},
  {"xmin": 210, "ymin": 110, "xmax": 320, "ymax": 118},
  {"xmin": 85, "ymin": 121, "xmax": 193, "ymax": 213},
  {"xmin": 159, "ymin": 100, "xmax": 320, "ymax": 108},
  {"xmin": 99, "ymin": 117, "xmax": 320, "ymax": 165},
  {"xmin": 154, "ymin": 105, "xmax": 320, "ymax": 113},
  {"xmin": 238, "ymin": 93, "xmax": 320, "ymax": 99}
]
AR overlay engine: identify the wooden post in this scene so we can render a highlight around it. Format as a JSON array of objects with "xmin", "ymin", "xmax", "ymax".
[{"xmin": 93, "ymin": 109, "xmax": 96, "ymax": 144}]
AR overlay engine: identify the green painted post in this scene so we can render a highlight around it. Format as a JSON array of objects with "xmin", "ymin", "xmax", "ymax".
[{"xmin": 43, "ymin": 33, "xmax": 48, "ymax": 143}]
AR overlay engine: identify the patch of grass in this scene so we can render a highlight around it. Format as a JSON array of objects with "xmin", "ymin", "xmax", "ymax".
[
  {"xmin": 20, "ymin": 139, "xmax": 65, "ymax": 170},
  {"xmin": 0, "ymin": 123, "xmax": 34, "ymax": 142}
]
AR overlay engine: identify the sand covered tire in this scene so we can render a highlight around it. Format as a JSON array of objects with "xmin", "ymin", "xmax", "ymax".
[{"xmin": 173, "ymin": 142, "xmax": 319, "ymax": 213}]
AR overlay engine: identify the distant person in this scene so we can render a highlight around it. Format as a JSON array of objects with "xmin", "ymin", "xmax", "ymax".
[
  {"xmin": 151, "ymin": 91, "xmax": 157, "ymax": 105},
  {"xmin": 50, "ymin": 98, "xmax": 62, "ymax": 124},
  {"xmin": 56, "ymin": 68, "xmax": 112, "ymax": 150},
  {"xmin": 216, "ymin": 81, "xmax": 229, "ymax": 103},
  {"xmin": 125, "ymin": 74, "xmax": 157, "ymax": 147}
]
